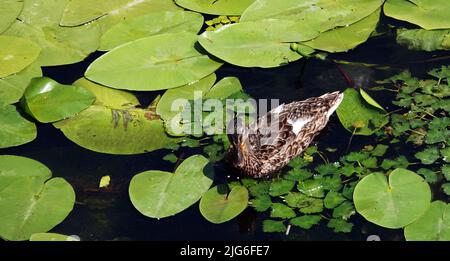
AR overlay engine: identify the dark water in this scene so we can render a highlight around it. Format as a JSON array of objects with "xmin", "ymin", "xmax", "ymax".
[{"xmin": 1, "ymin": 23, "xmax": 449, "ymax": 241}]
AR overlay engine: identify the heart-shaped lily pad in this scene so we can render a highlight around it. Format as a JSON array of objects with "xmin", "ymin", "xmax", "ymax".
[
  {"xmin": 404, "ymin": 201, "xmax": 450, "ymax": 241},
  {"xmin": 30, "ymin": 233, "xmax": 80, "ymax": 241},
  {"xmin": 99, "ymin": 11, "xmax": 204, "ymax": 51},
  {"xmin": 54, "ymin": 79, "xmax": 178, "ymax": 155},
  {"xmin": 0, "ymin": 105, "xmax": 36, "ymax": 149},
  {"xmin": 354, "ymin": 168, "xmax": 431, "ymax": 229},
  {"xmin": 86, "ymin": 32, "xmax": 222, "ymax": 91},
  {"xmin": 175, "ymin": 0, "xmax": 256, "ymax": 15},
  {"xmin": 0, "ymin": 156, "xmax": 75, "ymax": 241},
  {"xmin": 0, "ymin": 155, "xmax": 51, "ymax": 191},
  {"xmin": 0, "ymin": 0, "xmax": 23, "ymax": 33},
  {"xmin": 384, "ymin": 0, "xmax": 450, "ymax": 30},
  {"xmin": 199, "ymin": 185, "xmax": 249, "ymax": 224},
  {"xmin": 129, "ymin": 155, "xmax": 214, "ymax": 218},
  {"xmin": 22, "ymin": 77, "xmax": 96, "ymax": 123},
  {"xmin": 0, "ymin": 35, "xmax": 41, "ymax": 78}
]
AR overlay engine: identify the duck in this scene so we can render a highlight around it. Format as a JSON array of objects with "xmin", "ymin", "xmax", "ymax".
[{"xmin": 227, "ymin": 91, "xmax": 344, "ymax": 179}]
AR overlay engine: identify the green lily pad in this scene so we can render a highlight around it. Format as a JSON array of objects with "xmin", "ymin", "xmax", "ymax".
[
  {"xmin": 53, "ymin": 80, "xmax": 178, "ymax": 154},
  {"xmin": 3, "ymin": 20, "xmax": 101, "ymax": 67},
  {"xmin": 175, "ymin": 0, "xmax": 256, "ymax": 15},
  {"xmin": 0, "ymin": 36, "xmax": 41, "ymax": 78},
  {"xmin": 30, "ymin": 233, "xmax": 80, "ymax": 241},
  {"xmin": 86, "ymin": 32, "xmax": 222, "ymax": 91},
  {"xmin": 199, "ymin": 185, "xmax": 249, "ymax": 224},
  {"xmin": 336, "ymin": 88, "xmax": 388, "ymax": 135},
  {"xmin": 241, "ymin": 0, "xmax": 384, "ymax": 33},
  {"xmin": 72, "ymin": 78, "xmax": 140, "ymax": 109},
  {"xmin": 129, "ymin": 155, "xmax": 214, "ymax": 218},
  {"xmin": 354, "ymin": 168, "xmax": 431, "ymax": 229},
  {"xmin": 0, "ymin": 105, "xmax": 36, "ymax": 149},
  {"xmin": 0, "ymin": 177, "xmax": 75, "ymax": 241},
  {"xmin": 60, "ymin": 0, "xmax": 181, "ymax": 30},
  {"xmin": 99, "ymin": 11, "xmax": 204, "ymax": 51},
  {"xmin": 0, "ymin": 155, "xmax": 51, "ymax": 191},
  {"xmin": 404, "ymin": 201, "xmax": 450, "ymax": 241},
  {"xmin": 0, "ymin": 156, "xmax": 75, "ymax": 241},
  {"xmin": 198, "ymin": 19, "xmax": 318, "ymax": 68},
  {"xmin": 22, "ymin": 77, "xmax": 95, "ymax": 123},
  {"xmin": 0, "ymin": 0, "xmax": 23, "ymax": 33},
  {"xmin": 384, "ymin": 0, "xmax": 450, "ymax": 30},
  {"xmin": 18, "ymin": 0, "xmax": 70, "ymax": 27},
  {"xmin": 0, "ymin": 62, "xmax": 42, "ymax": 106},
  {"xmin": 397, "ymin": 28, "xmax": 450, "ymax": 51},
  {"xmin": 303, "ymin": 9, "xmax": 380, "ymax": 53}
]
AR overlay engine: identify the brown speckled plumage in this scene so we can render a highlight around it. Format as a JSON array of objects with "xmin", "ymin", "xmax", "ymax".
[{"xmin": 228, "ymin": 92, "xmax": 344, "ymax": 178}]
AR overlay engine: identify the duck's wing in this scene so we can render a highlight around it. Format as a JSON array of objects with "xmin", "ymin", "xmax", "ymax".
[{"xmin": 247, "ymin": 92, "xmax": 344, "ymax": 159}]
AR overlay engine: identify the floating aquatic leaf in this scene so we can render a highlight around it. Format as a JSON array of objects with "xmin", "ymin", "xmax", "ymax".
[
  {"xmin": 99, "ymin": 175, "xmax": 111, "ymax": 188},
  {"xmin": 441, "ymin": 147, "xmax": 450, "ymax": 163},
  {"xmin": 0, "ymin": 156, "xmax": 75, "ymax": 241},
  {"xmin": 337, "ymin": 88, "xmax": 388, "ymax": 135},
  {"xmin": 417, "ymin": 168, "xmax": 438, "ymax": 184},
  {"xmin": 263, "ymin": 220, "xmax": 286, "ymax": 233},
  {"xmin": 30, "ymin": 233, "xmax": 80, "ymax": 241},
  {"xmin": 86, "ymin": 33, "xmax": 222, "ymax": 91},
  {"xmin": 299, "ymin": 198, "xmax": 324, "ymax": 214},
  {"xmin": 397, "ymin": 28, "xmax": 450, "ymax": 51},
  {"xmin": 251, "ymin": 195, "xmax": 272, "ymax": 212},
  {"xmin": 0, "ymin": 0, "xmax": 23, "ymax": 33},
  {"xmin": 269, "ymin": 179, "xmax": 295, "ymax": 197},
  {"xmin": 270, "ymin": 203, "xmax": 296, "ymax": 219},
  {"xmin": 298, "ymin": 179, "xmax": 325, "ymax": 198},
  {"xmin": 198, "ymin": 19, "xmax": 318, "ymax": 68},
  {"xmin": 199, "ymin": 185, "xmax": 248, "ymax": 224},
  {"xmin": 324, "ymin": 191, "xmax": 346, "ymax": 209},
  {"xmin": 442, "ymin": 183, "xmax": 450, "ymax": 196},
  {"xmin": 22, "ymin": 77, "xmax": 95, "ymax": 123},
  {"xmin": 290, "ymin": 215, "xmax": 321, "ymax": 229},
  {"xmin": 327, "ymin": 218, "xmax": 353, "ymax": 233},
  {"xmin": 332, "ymin": 201, "xmax": 355, "ymax": 220},
  {"xmin": 384, "ymin": 0, "xmax": 450, "ymax": 30},
  {"xmin": 0, "ymin": 155, "xmax": 51, "ymax": 191},
  {"xmin": 354, "ymin": 168, "xmax": 431, "ymax": 229},
  {"xmin": 0, "ymin": 105, "xmax": 36, "ymax": 149},
  {"xmin": 54, "ymin": 81, "xmax": 178, "ymax": 155},
  {"xmin": 60, "ymin": 0, "xmax": 181, "ymax": 30},
  {"xmin": 0, "ymin": 36, "xmax": 40, "ymax": 78},
  {"xmin": 442, "ymin": 165, "xmax": 450, "ymax": 181},
  {"xmin": 0, "ymin": 63, "xmax": 42, "ymax": 106},
  {"xmin": 415, "ymin": 146, "xmax": 440, "ymax": 165},
  {"xmin": 303, "ymin": 9, "xmax": 380, "ymax": 53},
  {"xmin": 3, "ymin": 20, "xmax": 101, "ymax": 66},
  {"xmin": 163, "ymin": 153, "xmax": 178, "ymax": 163},
  {"xmin": 284, "ymin": 168, "xmax": 314, "ymax": 181},
  {"xmin": 404, "ymin": 201, "xmax": 450, "ymax": 241},
  {"xmin": 380, "ymin": 156, "xmax": 410, "ymax": 170},
  {"xmin": 175, "ymin": 0, "xmax": 256, "ymax": 15},
  {"xmin": 371, "ymin": 144, "xmax": 389, "ymax": 157},
  {"xmin": 129, "ymin": 155, "xmax": 214, "ymax": 218},
  {"xmin": 359, "ymin": 88, "xmax": 385, "ymax": 111},
  {"xmin": 99, "ymin": 11, "xmax": 204, "ymax": 51},
  {"xmin": 247, "ymin": 182, "xmax": 270, "ymax": 198}
]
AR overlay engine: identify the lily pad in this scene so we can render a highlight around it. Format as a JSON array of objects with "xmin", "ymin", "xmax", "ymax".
[
  {"xmin": 0, "ymin": 62, "xmax": 42, "ymax": 106},
  {"xmin": 86, "ymin": 32, "xmax": 222, "ymax": 91},
  {"xmin": 0, "ymin": 0, "xmax": 23, "ymax": 33},
  {"xmin": 354, "ymin": 168, "xmax": 431, "ymax": 229},
  {"xmin": 0, "ymin": 177, "xmax": 75, "ymax": 241},
  {"xmin": 3, "ymin": 20, "xmax": 101, "ymax": 66},
  {"xmin": 303, "ymin": 9, "xmax": 380, "ymax": 53},
  {"xmin": 30, "ymin": 233, "xmax": 80, "ymax": 241},
  {"xmin": 18, "ymin": 0, "xmax": 70, "ymax": 26},
  {"xmin": 175, "ymin": 0, "xmax": 256, "ymax": 15},
  {"xmin": 0, "ymin": 105, "xmax": 37, "ymax": 149},
  {"xmin": 241, "ymin": 0, "xmax": 384, "ymax": 33},
  {"xmin": 198, "ymin": 19, "xmax": 318, "ymax": 68},
  {"xmin": 336, "ymin": 88, "xmax": 388, "ymax": 135},
  {"xmin": 99, "ymin": 11, "xmax": 204, "ymax": 51},
  {"xmin": 22, "ymin": 77, "xmax": 96, "ymax": 123},
  {"xmin": 397, "ymin": 28, "xmax": 450, "ymax": 51},
  {"xmin": 129, "ymin": 155, "xmax": 214, "ymax": 218},
  {"xmin": 384, "ymin": 0, "xmax": 450, "ymax": 30},
  {"xmin": 199, "ymin": 185, "xmax": 249, "ymax": 224},
  {"xmin": 0, "ymin": 155, "xmax": 51, "ymax": 191},
  {"xmin": 404, "ymin": 201, "xmax": 450, "ymax": 241},
  {"xmin": 0, "ymin": 36, "xmax": 41, "ymax": 78},
  {"xmin": 60, "ymin": 0, "xmax": 181, "ymax": 31}
]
